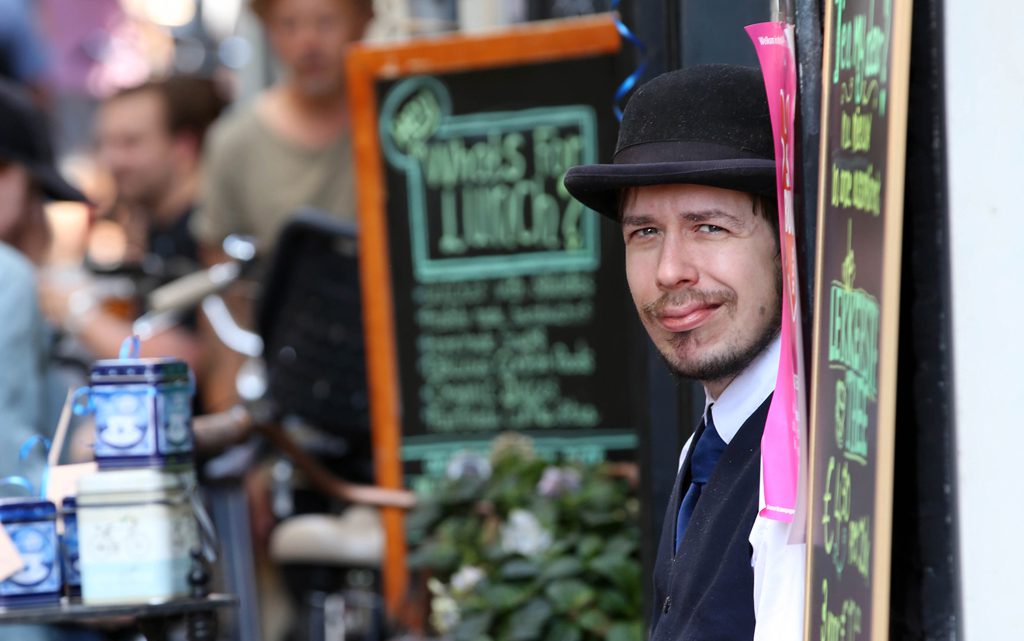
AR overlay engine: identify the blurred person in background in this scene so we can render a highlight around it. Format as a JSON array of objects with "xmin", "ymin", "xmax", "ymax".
[
  {"xmin": 0, "ymin": 76, "xmax": 109, "ymax": 641},
  {"xmin": 0, "ymin": 78, "xmax": 85, "ymax": 478},
  {"xmin": 0, "ymin": 0, "xmax": 50, "ymax": 103},
  {"xmin": 191, "ymin": 0, "xmax": 373, "ymax": 255},
  {"xmin": 190, "ymin": 0, "xmax": 372, "ymax": 411},
  {"xmin": 37, "ymin": 76, "xmax": 227, "ymax": 375},
  {"xmin": 188, "ymin": 3, "xmax": 373, "ymax": 636}
]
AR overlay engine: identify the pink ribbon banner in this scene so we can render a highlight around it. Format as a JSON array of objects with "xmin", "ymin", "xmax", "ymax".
[{"xmin": 746, "ymin": 22, "xmax": 808, "ymax": 526}]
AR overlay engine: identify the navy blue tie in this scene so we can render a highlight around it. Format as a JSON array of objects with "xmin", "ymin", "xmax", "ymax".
[{"xmin": 675, "ymin": 407, "xmax": 727, "ymax": 553}]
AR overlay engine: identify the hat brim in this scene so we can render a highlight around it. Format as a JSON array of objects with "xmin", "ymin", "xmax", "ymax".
[
  {"xmin": 564, "ymin": 158, "xmax": 776, "ymax": 220},
  {"xmin": 29, "ymin": 162, "xmax": 88, "ymax": 203}
]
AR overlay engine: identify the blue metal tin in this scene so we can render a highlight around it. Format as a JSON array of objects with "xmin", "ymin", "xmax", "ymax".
[
  {"xmin": 86, "ymin": 358, "xmax": 194, "ymax": 469},
  {"xmin": 60, "ymin": 497, "xmax": 80, "ymax": 597},
  {"xmin": 0, "ymin": 499, "xmax": 62, "ymax": 606}
]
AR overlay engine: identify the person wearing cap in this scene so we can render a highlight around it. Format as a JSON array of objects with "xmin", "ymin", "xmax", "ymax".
[
  {"xmin": 0, "ymin": 79, "xmax": 107, "ymax": 641},
  {"xmin": 0, "ymin": 77, "xmax": 87, "ymax": 455},
  {"xmin": 564, "ymin": 64, "xmax": 804, "ymax": 640}
]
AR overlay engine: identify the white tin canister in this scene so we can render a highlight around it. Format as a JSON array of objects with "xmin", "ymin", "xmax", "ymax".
[{"xmin": 76, "ymin": 469, "xmax": 198, "ymax": 604}]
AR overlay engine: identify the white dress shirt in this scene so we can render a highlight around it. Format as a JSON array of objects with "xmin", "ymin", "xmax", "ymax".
[{"xmin": 676, "ymin": 335, "xmax": 805, "ymax": 640}]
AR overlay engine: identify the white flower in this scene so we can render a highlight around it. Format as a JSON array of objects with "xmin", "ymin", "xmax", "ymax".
[
  {"xmin": 537, "ymin": 466, "xmax": 582, "ymax": 498},
  {"xmin": 427, "ymin": 578, "xmax": 461, "ymax": 633},
  {"xmin": 450, "ymin": 565, "xmax": 485, "ymax": 594},
  {"xmin": 430, "ymin": 594, "xmax": 460, "ymax": 633},
  {"xmin": 501, "ymin": 509, "xmax": 552, "ymax": 557},
  {"xmin": 446, "ymin": 450, "xmax": 492, "ymax": 481}
]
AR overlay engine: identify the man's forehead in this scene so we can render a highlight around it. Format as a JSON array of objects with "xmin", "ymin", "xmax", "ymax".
[
  {"xmin": 100, "ymin": 93, "xmax": 166, "ymax": 132},
  {"xmin": 618, "ymin": 183, "xmax": 756, "ymax": 220}
]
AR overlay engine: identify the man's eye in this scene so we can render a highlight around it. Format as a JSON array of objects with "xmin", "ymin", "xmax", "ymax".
[
  {"xmin": 630, "ymin": 227, "xmax": 658, "ymax": 239},
  {"xmin": 697, "ymin": 224, "xmax": 725, "ymax": 233}
]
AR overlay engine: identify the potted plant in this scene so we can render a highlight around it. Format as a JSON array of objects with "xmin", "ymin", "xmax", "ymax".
[{"xmin": 406, "ymin": 433, "xmax": 643, "ymax": 641}]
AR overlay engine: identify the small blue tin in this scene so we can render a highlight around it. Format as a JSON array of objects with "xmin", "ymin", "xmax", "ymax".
[
  {"xmin": 0, "ymin": 499, "xmax": 62, "ymax": 606},
  {"xmin": 60, "ymin": 497, "xmax": 80, "ymax": 597},
  {"xmin": 83, "ymin": 358, "xmax": 194, "ymax": 469}
]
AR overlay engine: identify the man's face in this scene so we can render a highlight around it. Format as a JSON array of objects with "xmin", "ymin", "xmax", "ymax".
[
  {"xmin": 622, "ymin": 183, "xmax": 781, "ymax": 393},
  {"xmin": 0, "ymin": 159, "xmax": 48, "ymax": 262},
  {"xmin": 265, "ymin": 0, "xmax": 370, "ymax": 98},
  {"xmin": 96, "ymin": 91, "xmax": 176, "ymax": 207},
  {"xmin": 0, "ymin": 160, "xmax": 31, "ymax": 241}
]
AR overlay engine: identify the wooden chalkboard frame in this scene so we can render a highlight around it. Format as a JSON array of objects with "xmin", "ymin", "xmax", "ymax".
[
  {"xmin": 804, "ymin": 1, "xmax": 913, "ymax": 639},
  {"xmin": 345, "ymin": 15, "xmax": 621, "ymax": 616}
]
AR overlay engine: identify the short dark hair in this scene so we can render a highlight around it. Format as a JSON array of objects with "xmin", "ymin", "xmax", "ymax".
[
  {"xmin": 107, "ymin": 76, "xmax": 227, "ymax": 144},
  {"xmin": 249, "ymin": 0, "xmax": 374, "ymax": 21},
  {"xmin": 752, "ymin": 192, "xmax": 779, "ymax": 249}
]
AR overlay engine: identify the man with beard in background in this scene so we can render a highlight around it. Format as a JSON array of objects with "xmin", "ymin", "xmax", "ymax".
[
  {"xmin": 192, "ymin": 0, "xmax": 373, "ymax": 254},
  {"xmin": 38, "ymin": 76, "xmax": 226, "ymax": 374}
]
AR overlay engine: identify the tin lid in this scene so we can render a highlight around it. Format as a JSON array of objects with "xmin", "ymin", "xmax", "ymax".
[
  {"xmin": 90, "ymin": 358, "xmax": 190, "ymax": 384},
  {"xmin": 0, "ymin": 498, "xmax": 56, "ymax": 523},
  {"xmin": 77, "ymin": 469, "xmax": 189, "ymax": 497}
]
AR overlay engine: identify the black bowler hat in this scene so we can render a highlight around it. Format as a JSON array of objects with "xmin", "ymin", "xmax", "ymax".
[
  {"xmin": 564, "ymin": 64, "xmax": 774, "ymax": 219},
  {"xmin": 0, "ymin": 79, "xmax": 87, "ymax": 202}
]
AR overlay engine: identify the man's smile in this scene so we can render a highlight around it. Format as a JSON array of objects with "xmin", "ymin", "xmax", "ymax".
[{"xmin": 654, "ymin": 302, "xmax": 723, "ymax": 333}]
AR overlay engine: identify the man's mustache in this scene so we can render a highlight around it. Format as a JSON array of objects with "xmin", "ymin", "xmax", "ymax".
[{"xmin": 641, "ymin": 289, "xmax": 735, "ymax": 319}]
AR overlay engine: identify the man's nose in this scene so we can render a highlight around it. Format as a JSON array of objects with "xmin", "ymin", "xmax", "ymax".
[{"xmin": 656, "ymin": 235, "xmax": 699, "ymax": 291}]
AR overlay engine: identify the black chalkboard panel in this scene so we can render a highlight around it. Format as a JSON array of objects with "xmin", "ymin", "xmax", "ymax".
[
  {"xmin": 346, "ymin": 15, "xmax": 630, "ymax": 613},
  {"xmin": 377, "ymin": 59, "xmax": 635, "ymax": 489},
  {"xmin": 805, "ymin": 1, "xmax": 913, "ymax": 639}
]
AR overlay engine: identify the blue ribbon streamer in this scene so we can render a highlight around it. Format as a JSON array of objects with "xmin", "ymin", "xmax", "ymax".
[
  {"xmin": 611, "ymin": 0, "xmax": 650, "ymax": 121},
  {"xmin": 19, "ymin": 436, "xmax": 51, "ymax": 463},
  {"xmin": 119, "ymin": 334, "xmax": 141, "ymax": 360},
  {"xmin": 71, "ymin": 386, "xmax": 94, "ymax": 417},
  {"xmin": 3, "ymin": 435, "xmax": 54, "ymax": 498},
  {"xmin": 0, "ymin": 475, "xmax": 35, "ymax": 496}
]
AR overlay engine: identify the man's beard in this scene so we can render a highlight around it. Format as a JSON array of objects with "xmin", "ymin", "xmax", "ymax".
[{"xmin": 649, "ymin": 264, "xmax": 782, "ymax": 384}]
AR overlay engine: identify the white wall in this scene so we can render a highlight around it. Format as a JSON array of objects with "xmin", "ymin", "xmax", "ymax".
[{"xmin": 945, "ymin": 2, "xmax": 1024, "ymax": 638}]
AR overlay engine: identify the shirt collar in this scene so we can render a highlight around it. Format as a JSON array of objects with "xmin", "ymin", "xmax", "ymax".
[{"xmin": 703, "ymin": 334, "xmax": 781, "ymax": 444}]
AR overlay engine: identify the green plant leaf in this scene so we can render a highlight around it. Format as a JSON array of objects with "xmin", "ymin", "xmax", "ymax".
[
  {"xmin": 544, "ymin": 579, "xmax": 595, "ymax": 613},
  {"xmin": 596, "ymin": 590, "xmax": 634, "ymax": 618},
  {"xmin": 482, "ymin": 583, "xmax": 530, "ymax": 612},
  {"xmin": 577, "ymin": 535, "xmax": 604, "ymax": 559},
  {"xmin": 604, "ymin": 535, "xmax": 638, "ymax": 558},
  {"xmin": 453, "ymin": 611, "xmax": 493, "ymax": 641},
  {"xmin": 544, "ymin": 618, "xmax": 582, "ymax": 641},
  {"xmin": 578, "ymin": 609, "xmax": 611, "ymax": 634},
  {"xmin": 547, "ymin": 534, "xmax": 580, "ymax": 557},
  {"xmin": 538, "ymin": 556, "xmax": 583, "ymax": 581},
  {"xmin": 407, "ymin": 540, "xmax": 460, "ymax": 571},
  {"xmin": 501, "ymin": 558, "xmax": 540, "ymax": 580},
  {"xmin": 507, "ymin": 597, "xmax": 555, "ymax": 641},
  {"xmin": 607, "ymin": 621, "xmax": 644, "ymax": 641},
  {"xmin": 405, "ymin": 500, "xmax": 443, "ymax": 542},
  {"xmin": 580, "ymin": 510, "xmax": 623, "ymax": 527},
  {"xmin": 588, "ymin": 554, "xmax": 641, "ymax": 592}
]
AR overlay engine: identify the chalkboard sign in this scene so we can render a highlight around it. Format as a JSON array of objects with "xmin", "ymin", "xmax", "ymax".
[
  {"xmin": 346, "ymin": 15, "xmax": 631, "ymax": 613},
  {"xmin": 805, "ymin": 1, "xmax": 913, "ymax": 640}
]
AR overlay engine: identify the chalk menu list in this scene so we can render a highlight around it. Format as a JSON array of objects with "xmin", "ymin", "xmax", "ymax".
[
  {"xmin": 376, "ymin": 57, "xmax": 635, "ymax": 493},
  {"xmin": 806, "ymin": 0, "xmax": 912, "ymax": 639}
]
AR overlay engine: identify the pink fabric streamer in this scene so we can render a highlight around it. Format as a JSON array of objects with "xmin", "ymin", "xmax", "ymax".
[{"xmin": 746, "ymin": 22, "xmax": 808, "ymax": 525}]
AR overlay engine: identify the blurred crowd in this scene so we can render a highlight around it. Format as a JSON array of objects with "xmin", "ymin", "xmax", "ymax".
[{"xmin": 1, "ymin": 0, "xmax": 376, "ymax": 638}]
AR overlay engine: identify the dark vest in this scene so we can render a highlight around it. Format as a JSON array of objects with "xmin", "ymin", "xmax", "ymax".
[{"xmin": 649, "ymin": 393, "xmax": 772, "ymax": 641}]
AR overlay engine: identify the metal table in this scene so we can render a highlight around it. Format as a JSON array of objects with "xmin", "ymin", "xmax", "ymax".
[{"xmin": 0, "ymin": 593, "xmax": 237, "ymax": 640}]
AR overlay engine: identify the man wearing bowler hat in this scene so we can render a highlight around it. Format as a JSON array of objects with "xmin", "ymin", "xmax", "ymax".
[{"xmin": 564, "ymin": 64, "xmax": 805, "ymax": 640}]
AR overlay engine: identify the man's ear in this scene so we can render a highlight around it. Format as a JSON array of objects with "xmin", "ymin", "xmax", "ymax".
[{"xmin": 171, "ymin": 131, "xmax": 201, "ymax": 166}]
